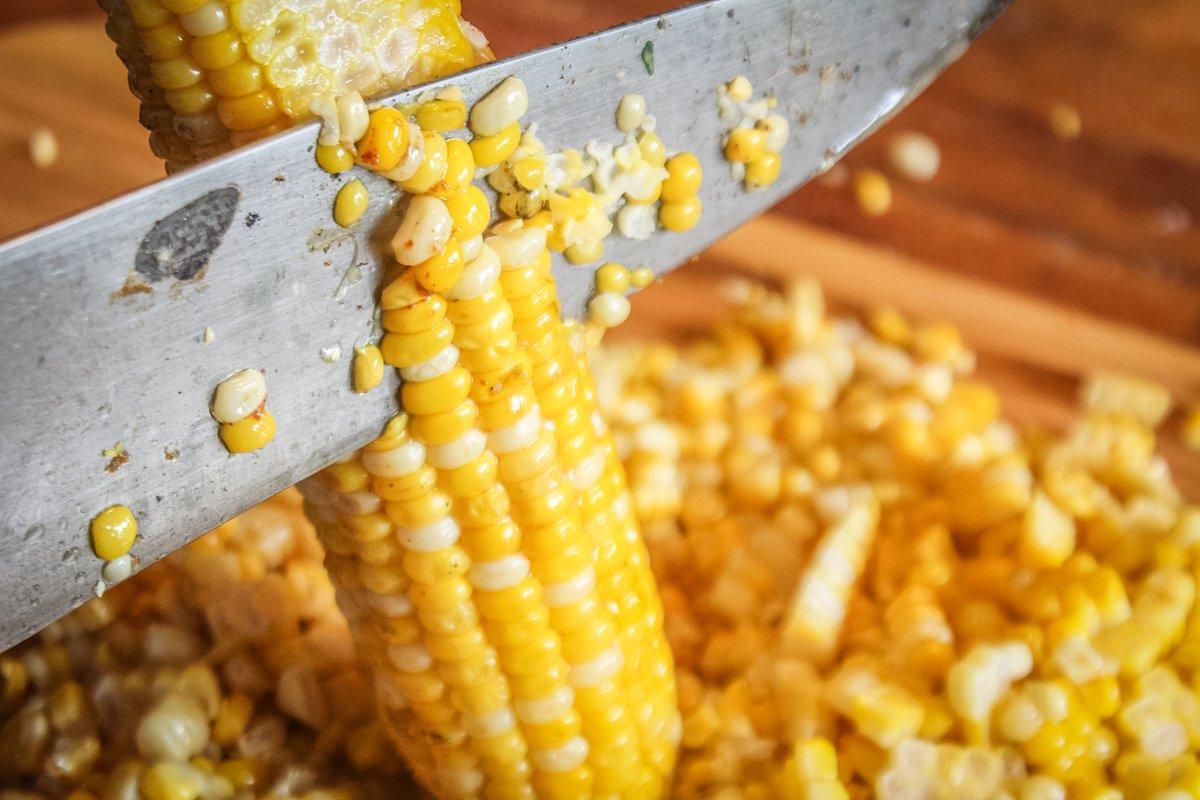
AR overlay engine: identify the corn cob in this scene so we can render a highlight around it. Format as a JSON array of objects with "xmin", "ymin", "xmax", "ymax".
[
  {"xmin": 99, "ymin": 0, "xmax": 489, "ymax": 171},
  {"xmin": 98, "ymin": 2, "xmax": 678, "ymax": 797}
]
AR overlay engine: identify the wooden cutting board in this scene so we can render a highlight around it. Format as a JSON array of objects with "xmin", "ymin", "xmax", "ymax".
[{"xmin": 0, "ymin": 18, "xmax": 1197, "ymax": 491}]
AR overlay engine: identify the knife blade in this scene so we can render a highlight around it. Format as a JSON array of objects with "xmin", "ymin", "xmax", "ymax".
[{"xmin": 0, "ymin": 0, "xmax": 1006, "ymax": 648}]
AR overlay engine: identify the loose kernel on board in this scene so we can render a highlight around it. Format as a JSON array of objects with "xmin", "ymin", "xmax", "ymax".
[
  {"xmin": 1048, "ymin": 103, "xmax": 1082, "ymax": 140},
  {"xmin": 29, "ymin": 127, "xmax": 59, "ymax": 168},
  {"xmin": 726, "ymin": 75, "xmax": 753, "ymax": 103},
  {"xmin": 660, "ymin": 196, "xmax": 702, "ymax": 232},
  {"xmin": 889, "ymin": 131, "xmax": 941, "ymax": 182},
  {"xmin": 355, "ymin": 107, "xmax": 409, "ymax": 171},
  {"xmin": 588, "ymin": 292, "xmax": 631, "ymax": 329},
  {"xmin": 90, "ymin": 505, "xmax": 137, "ymax": 561},
  {"xmin": 853, "ymin": 169, "xmax": 892, "ymax": 216}
]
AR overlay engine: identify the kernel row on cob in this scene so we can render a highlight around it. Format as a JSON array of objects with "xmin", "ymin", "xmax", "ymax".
[{"xmin": 288, "ymin": 84, "xmax": 684, "ymax": 798}]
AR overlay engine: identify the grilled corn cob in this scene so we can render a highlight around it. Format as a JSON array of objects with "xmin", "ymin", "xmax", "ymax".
[{"xmin": 99, "ymin": 0, "xmax": 489, "ymax": 171}]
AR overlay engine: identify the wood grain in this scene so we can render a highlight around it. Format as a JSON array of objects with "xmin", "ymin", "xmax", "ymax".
[{"xmin": 0, "ymin": 6, "xmax": 1197, "ymax": 492}]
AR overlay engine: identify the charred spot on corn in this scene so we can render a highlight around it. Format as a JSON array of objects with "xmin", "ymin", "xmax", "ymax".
[{"xmin": 135, "ymin": 186, "xmax": 239, "ymax": 283}]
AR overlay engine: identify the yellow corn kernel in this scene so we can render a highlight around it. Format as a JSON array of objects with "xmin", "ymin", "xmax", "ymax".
[
  {"xmin": 209, "ymin": 61, "xmax": 263, "ymax": 98},
  {"xmin": 512, "ymin": 157, "xmax": 546, "ymax": 190},
  {"xmin": 725, "ymin": 127, "xmax": 767, "ymax": 163},
  {"xmin": 381, "ymin": 320, "xmax": 456, "ymax": 368},
  {"xmin": 445, "ymin": 185, "xmax": 491, "ymax": 240},
  {"xmin": 417, "ymin": 98, "xmax": 468, "ymax": 132},
  {"xmin": 596, "ymin": 262, "xmax": 631, "ymax": 294},
  {"xmin": 356, "ymin": 107, "xmax": 410, "ymax": 172},
  {"xmin": 745, "ymin": 152, "xmax": 782, "ymax": 190},
  {"xmin": 216, "ymin": 90, "xmax": 279, "ymax": 131},
  {"xmin": 566, "ymin": 239, "xmax": 604, "ymax": 265},
  {"xmin": 160, "ymin": 0, "xmax": 207, "ymax": 12},
  {"xmin": 189, "ymin": 29, "xmax": 242, "ymax": 70},
  {"xmin": 414, "ymin": 237, "xmax": 465, "ymax": 293},
  {"xmin": 638, "ymin": 130, "xmax": 667, "ymax": 167},
  {"xmin": 316, "ymin": 143, "xmax": 354, "ymax": 174},
  {"xmin": 470, "ymin": 122, "xmax": 522, "ymax": 167},
  {"xmin": 164, "ymin": 83, "xmax": 214, "ymax": 114},
  {"xmin": 402, "ymin": 367, "xmax": 472, "ymax": 416},
  {"xmin": 353, "ymin": 345, "xmax": 385, "ymax": 394},
  {"xmin": 661, "ymin": 152, "xmax": 703, "ymax": 202},
  {"xmin": 1184, "ymin": 405, "xmax": 1200, "ymax": 449},
  {"xmin": 398, "ymin": 131, "xmax": 449, "ymax": 194},
  {"xmin": 333, "ymin": 179, "xmax": 369, "ymax": 228},
  {"xmin": 212, "ymin": 693, "xmax": 254, "ymax": 745},
  {"xmin": 659, "ymin": 197, "xmax": 702, "ymax": 232},
  {"xmin": 630, "ymin": 267, "xmax": 655, "ymax": 289},
  {"xmin": 149, "ymin": 55, "xmax": 203, "ymax": 90},
  {"xmin": 139, "ymin": 762, "xmax": 204, "ymax": 800},
  {"xmin": 431, "ymin": 139, "xmax": 475, "ymax": 197},
  {"xmin": 218, "ymin": 409, "xmax": 276, "ymax": 454},
  {"xmin": 853, "ymin": 169, "xmax": 892, "ymax": 217},
  {"xmin": 90, "ymin": 504, "xmax": 138, "ymax": 560},
  {"xmin": 140, "ymin": 22, "xmax": 187, "ymax": 60}
]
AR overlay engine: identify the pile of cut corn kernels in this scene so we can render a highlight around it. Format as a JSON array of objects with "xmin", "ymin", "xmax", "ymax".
[
  {"xmin": 592, "ymin": 279, "xmax": 1200, "ymax": 800},
  {"xmin": 4, "ymin": 278, "xmax": 1199, "ymax": 800}
]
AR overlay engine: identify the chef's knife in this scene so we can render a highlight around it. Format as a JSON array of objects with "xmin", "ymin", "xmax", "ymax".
[{"xmin": 0, "ymin": 0, "xmax": 1007, "ymax": 648}]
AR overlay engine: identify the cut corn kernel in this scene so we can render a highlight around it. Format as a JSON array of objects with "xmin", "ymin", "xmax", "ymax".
[
  {"xmin": 333, "ymin": 179, "xmax": 369, "ymax": 228},
  {"xmin": 89, "ymin": 504, "xmax": 137, "ymax": 561}
]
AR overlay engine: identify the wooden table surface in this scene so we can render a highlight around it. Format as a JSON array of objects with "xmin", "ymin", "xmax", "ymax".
[{"xmin": 1, "ymin": 0, "xmax": 1198, "ymax": 488}]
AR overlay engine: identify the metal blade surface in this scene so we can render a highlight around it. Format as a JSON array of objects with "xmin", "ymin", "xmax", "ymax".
[{"xmin": 0, "ymin": 0, "xmax": 1006, "ymax": 647}]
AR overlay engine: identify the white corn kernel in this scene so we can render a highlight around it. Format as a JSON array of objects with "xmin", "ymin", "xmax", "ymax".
[
  {"xmin": 589, "ymin": 292, "xmax": 631, "ymax": 328},
  {"xmin": 616, "ymin": 202, "xmax": 657, "ymax": 240},
  {"xmin": 102, "ymin": 554, "xmax": 133, "ymax": 584},
  {"xmin": 361, "ymin": 440, "xmax": 426, "ymax": 478},
  {"xmin": 726, "ymin": 75, "xmax": 753, "ymax": 102},
  {"xmin": 427, "ymin": 429, "xmax": 487, "ymax": 469},
  {"xmin": 469, "ymin": 76, "xmax": 528, "ymax": 136},
  {"xmin": 485, "ymin": 226, "xmax": 547, "ymax": 267},
  {"xmin": 446, "ymin": 248, "xmax": 501, "ymax": 301},
  {"xmin": 570, "ymin": 645, "xmax": 624, "ymax": 687},
  {"xmin": 568, "ymin": 450, "xmax": 606, "ymax": 490},
  {"xmin": 211, "ymin": 368, "xmax": 267, "ymax": 423},
  {"xmin": 468, "ymin": 555, "xmax": 530, "ymax": 591},
  {"xmin": 28, "ymin": 127, "xmax": 58, "ymax": 168},
  {"xmin": 460, "ymin": 234, "xmax": 484, "ymax": 262},
  {"xmin": 400, "ymin": 345, "xmax": 461, "ymax": 382},
  {"xmin": 889, "ymin": 131, "xmax": 941, "ymax": 182},
  {"xmin": 488, "ymin": 410, "xmax": 542, "ymax": 454},
  {"xmin": 616, "ymin": 93, "xmax": 647, "ymax": 132},
  {"xmin": 758, "ymin": 113, "xmax": 790, "ymax": 153},
  {"xmin": 515, "ymin": 687, "xmax": 575, "ymax": 724},
  {"xmin": 543, "ymin": 566, "xmax": 597, "ymax": 608},
  {"xmin": 464, "ymin": 708, "xmax": 516, "ymax": 737},
  {"xmin": 531, "ymin": 737, "xmax": 590, "ymax": 773},
  {"xmin": 392, "ymin": 196, "xmax": 453, "ymax": 265},
  {"xmin": 370, "ymin": 592, "xmax": 414, "ymax": 616},
  {"xmin": 387, "ymin": 643, "xmax": 433, "ymax": 673},
  {"xmin": 397, "ymin": 517, "xmax": 460, "ymax": 552},
  {"xmin": 336, "ymin": 92, "xmax": 369, "ymax": 146}
]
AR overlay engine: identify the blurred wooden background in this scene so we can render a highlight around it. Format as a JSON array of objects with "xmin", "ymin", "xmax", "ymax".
[{"xmin": 1, "ymin": 0, "xmax": 1198, "ymax": 482}]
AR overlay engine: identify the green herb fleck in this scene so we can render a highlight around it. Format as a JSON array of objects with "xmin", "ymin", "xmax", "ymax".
[{"xmin": 640, "ymin": 41, "xmax": 654, "ymax": 76}]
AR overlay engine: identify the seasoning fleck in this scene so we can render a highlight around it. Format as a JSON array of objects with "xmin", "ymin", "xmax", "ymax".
[{"xmin": 641, "ymin": 42, "xmax": 655, "ymax": 76}]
